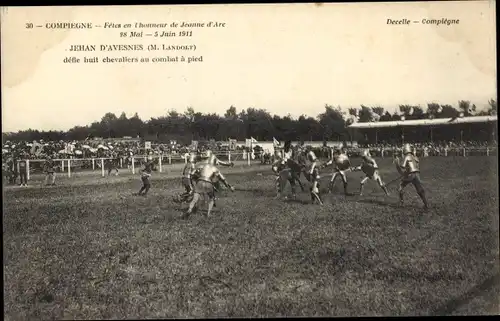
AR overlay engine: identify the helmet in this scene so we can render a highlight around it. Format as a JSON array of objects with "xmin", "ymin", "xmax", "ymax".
[
  {"xmin": 403, "ymin": 143, "xmax": 413, "ymax": 155},
  {"xmin": 362, "ymin": 149, "xmax": 371, "ymax": 158},
  {"xmin": 307, "ymin": 150, "xmax": 317, "ymax": 162},
  {"xmin": 147, "ymin": 156, "xmax": 153, "ymax": 161},
  {"xmin": 207, "ymin": 154, "xmax": 217, "ymax": 165}
]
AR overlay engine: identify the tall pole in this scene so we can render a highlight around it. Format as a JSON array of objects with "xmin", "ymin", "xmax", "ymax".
[{"xmin": 248, "ymin": 140, "xmax": 252, "ymax": 166}]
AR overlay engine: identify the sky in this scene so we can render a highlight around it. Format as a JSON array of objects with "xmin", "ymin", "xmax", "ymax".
[{"xmin": 1, "ymin": 1, "xmax": 497, "ymax": 132}]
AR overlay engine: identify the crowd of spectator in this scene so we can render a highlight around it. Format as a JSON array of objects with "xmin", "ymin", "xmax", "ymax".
[
  {"xmin": 2, "ymin": 137, "xmax": 497, "ymax": 186},
  {"xmin": 1, "ymin": 139, "xmax": 242, "ymax": 185}
]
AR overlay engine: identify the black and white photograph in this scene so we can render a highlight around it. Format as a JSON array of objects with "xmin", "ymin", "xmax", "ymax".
[{"xmin": 2, "ymin": 2, "xmax": 498, "ymax": 318}]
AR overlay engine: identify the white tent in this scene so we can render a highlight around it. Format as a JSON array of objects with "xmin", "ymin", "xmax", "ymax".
[{"xmin": 348, "ymin": 115, "xmax": 497, "ymax": 128}]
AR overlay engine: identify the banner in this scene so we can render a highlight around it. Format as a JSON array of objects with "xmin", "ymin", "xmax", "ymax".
[{"xmin": 145, "ymin": 141, "xmax": 151, "ymax": 149}]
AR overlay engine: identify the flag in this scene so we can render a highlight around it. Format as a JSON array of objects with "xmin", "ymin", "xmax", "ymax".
[
  {"xmin": 273, "ymin": 137, "xmax": 280, "ymax": 147},
  {"xmin": 250, "ymin": 137, "xmax": 258, "ymax": 144}
]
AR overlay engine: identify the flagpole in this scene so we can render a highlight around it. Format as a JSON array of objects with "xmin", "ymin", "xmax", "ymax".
[{"xmin": 248, "ymin": 139, "xmax": 252, "ymax": 166}]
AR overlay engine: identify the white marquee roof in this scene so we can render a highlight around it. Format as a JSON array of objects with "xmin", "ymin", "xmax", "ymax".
[{"xmin": 348, "ymin": 115, "xmax": 497, "ymax": 129}]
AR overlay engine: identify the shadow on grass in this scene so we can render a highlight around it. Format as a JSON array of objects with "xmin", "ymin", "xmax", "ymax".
[
  {"xmin": 431, "ymin": 272, "xmax": 500, "ymax": 316},
  {"xmin": 233, "ymin": 187, "xmax": 275, "ymax": 198},
  {"xmin": 357, "ymin": 197, "xmax": 415, "ymax": 210},
  {"xmin": 285, "ymin": 198, "xmax": 313, "ymax": 205}
]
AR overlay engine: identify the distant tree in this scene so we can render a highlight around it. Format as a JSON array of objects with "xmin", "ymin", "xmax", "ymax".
[
  {"xmin": 358, "ymin": 105, "xmax": 373, "ymax": 122},
  {"xmin": 427, "ymin": 102, "xmax": 441, "ymax": 118},
  {"xmin": 439, "ymin": 104, "xmax": 459, "ymax": 118},
  {"xmin": 224, "ymin": 105, "xmax": 238, "ymax": 119},
  {"xmin": 348, "ymin": 107, "xmax": 358, "ymax": 116},
  {"xmin": 458, "ymin": 100, "xmax": 474, "ymax": 116},
  {"xmin": 317, "ymin": 104, "xmax": 347, "ymax": 140},
  {"xmin": 488, "ymin": 99, "xmax": 497, "ymax": 115},
  {"xmin": 412, "ymin": 106, "xmax": 425, "ymax": 119},
  {"xmin": 380, "ymin": 111, "xmax": 392, "ymax": 122},
  {"xmin": 2, "ymin": 99, "xmax": 495, "ymax": 143},
  {"xmin": 372, "ymin": 107, "xmax": 385, "ymax": 116}
]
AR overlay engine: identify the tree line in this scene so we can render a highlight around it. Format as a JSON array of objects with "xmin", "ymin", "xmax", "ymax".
[{"xmin": 3, "ymin": 100, "xmax": 497, "ymax": 144}]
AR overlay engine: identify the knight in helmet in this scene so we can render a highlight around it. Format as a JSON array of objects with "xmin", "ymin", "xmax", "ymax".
[
  {"xmin": 204, "ymin": 149, "xmax": 234, "ymax": 167},
  {"xmin": 271, "ymin": 149, "xmax": 297, "ymax": 199},
  {"xmin": 281, "ymin": 140, "xmax": 306, "ymax": 192},
  {"xmin": 137, "ymin": 156, "xmax": 155, "ymax": 196},
  {"xmin": 353, "ymin": 149, "xmax": 389, "ymax": 196},
  {"xmin": 43, "ymin": 154, "xmax": 56, "ymax": 186},
  {"xmin": 183, "ymin": 162, "xmax": 235, "ymax": 219},
  {"xmin": 282, "ymin": 140, "xmax": 293, "ymax": 163},
  {"xmin": 322, "ymin": 146, "xmax": 351, "ymax": 195},
  {"xmin": 175, "ymin": 152, "xmax": 198, "ymax": 203},
  {"xmin": 306, "ymin": 150, "xmax": 323, "ymax": 205},
  {"xmin": 394, "ymin": 143, "xmax": 429, "ymax": 210},
  {"xmin": 107, "ymin": 151, "xmax": 120, "ymax": 176},
  {"xmin": 193, "ymin": 150, "xmax": 229, "ymax": 207},
  {"xmin": 271, "ymin": 150, "xmax": 286, "ymax": 175}
]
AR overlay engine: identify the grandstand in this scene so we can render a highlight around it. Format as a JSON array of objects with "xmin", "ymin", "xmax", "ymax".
[{"xmin": 348, "ymin": 115, "xmax": 498, "ymax": 145}]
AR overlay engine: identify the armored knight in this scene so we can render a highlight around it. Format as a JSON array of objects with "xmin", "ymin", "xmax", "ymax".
[
  {"xmin": 183, "ymin": 163, "xmax": 235, "ymax": 218},
  {"xmin": 394, "ymin": 143, "xmax": 429, "ymax": 210},
  {"xmin": 353, "ymin": 149, "xmax": 389, "ymax": 196},
  {"xmin": 306, "ymin": 150, "xmax": 323, "ymax": 205},
  {"xmin": 322, "ymin": 147, "xmax": 351, "ymax": 195}
]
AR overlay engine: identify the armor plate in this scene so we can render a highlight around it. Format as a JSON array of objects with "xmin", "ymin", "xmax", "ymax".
[
  {"xmin": 198, "ymin": 164, "xmax": 219, "ymax": 181},
  {"xmin": 361, "ymin": 162, "xmax": 376, "ymax": 177},
  {"xmin": 403, "ymin": 143, "xmax": 413, "ymax": 155},
  {"xmin": 335, "ymin": 154, "xmax": 350, "ymax": 171},
  {"xmin": 403, "ymin": 155, "xmax": 420, "ymax": 173}
]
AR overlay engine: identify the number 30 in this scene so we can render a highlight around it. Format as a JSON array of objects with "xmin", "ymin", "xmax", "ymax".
[{"xmin": 25, "ymin": 23, "xmax": 33, "ymax": 29}]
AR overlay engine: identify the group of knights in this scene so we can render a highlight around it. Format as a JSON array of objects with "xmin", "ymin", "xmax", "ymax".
[
  {"xmin": 136, "ymin": 150, "xmax": 236, "ymax": 218},
  {"xmin": 271, "ymin": 142, "xmax": 429, "ymax": 210},
  {"xmin": 133, "ymin": 141, "xmax": 429, "ymax": 219}
]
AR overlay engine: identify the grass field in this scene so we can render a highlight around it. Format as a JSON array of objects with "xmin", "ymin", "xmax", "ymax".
[{"xmin": 3, "ymin": 157, "xmax": 499, "ymax": 318}]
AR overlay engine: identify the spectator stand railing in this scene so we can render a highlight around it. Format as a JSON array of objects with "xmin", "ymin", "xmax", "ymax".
[
  {"xmin": 12, "ymin": 147, "xmax": 496, "ymax": 183},
  {"xmin": 15, "ymin": 151, "xmax": 256, "ymax": 181},
  {"xmin": 354, "ymin": 146, "xmax": 497, "ymax": 158}
]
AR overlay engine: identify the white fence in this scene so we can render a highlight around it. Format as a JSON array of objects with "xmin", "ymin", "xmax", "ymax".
[
  {"xmin": 13, "ymin": 151, "xmax": 257, "ymax": 181},
  {"xmin": 7, "ymin": 147, "xmax": 497, "ymax": 183},
  {"xmin": 365, "ymin": 146, "xmax": 497, "ymax": 158}
]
